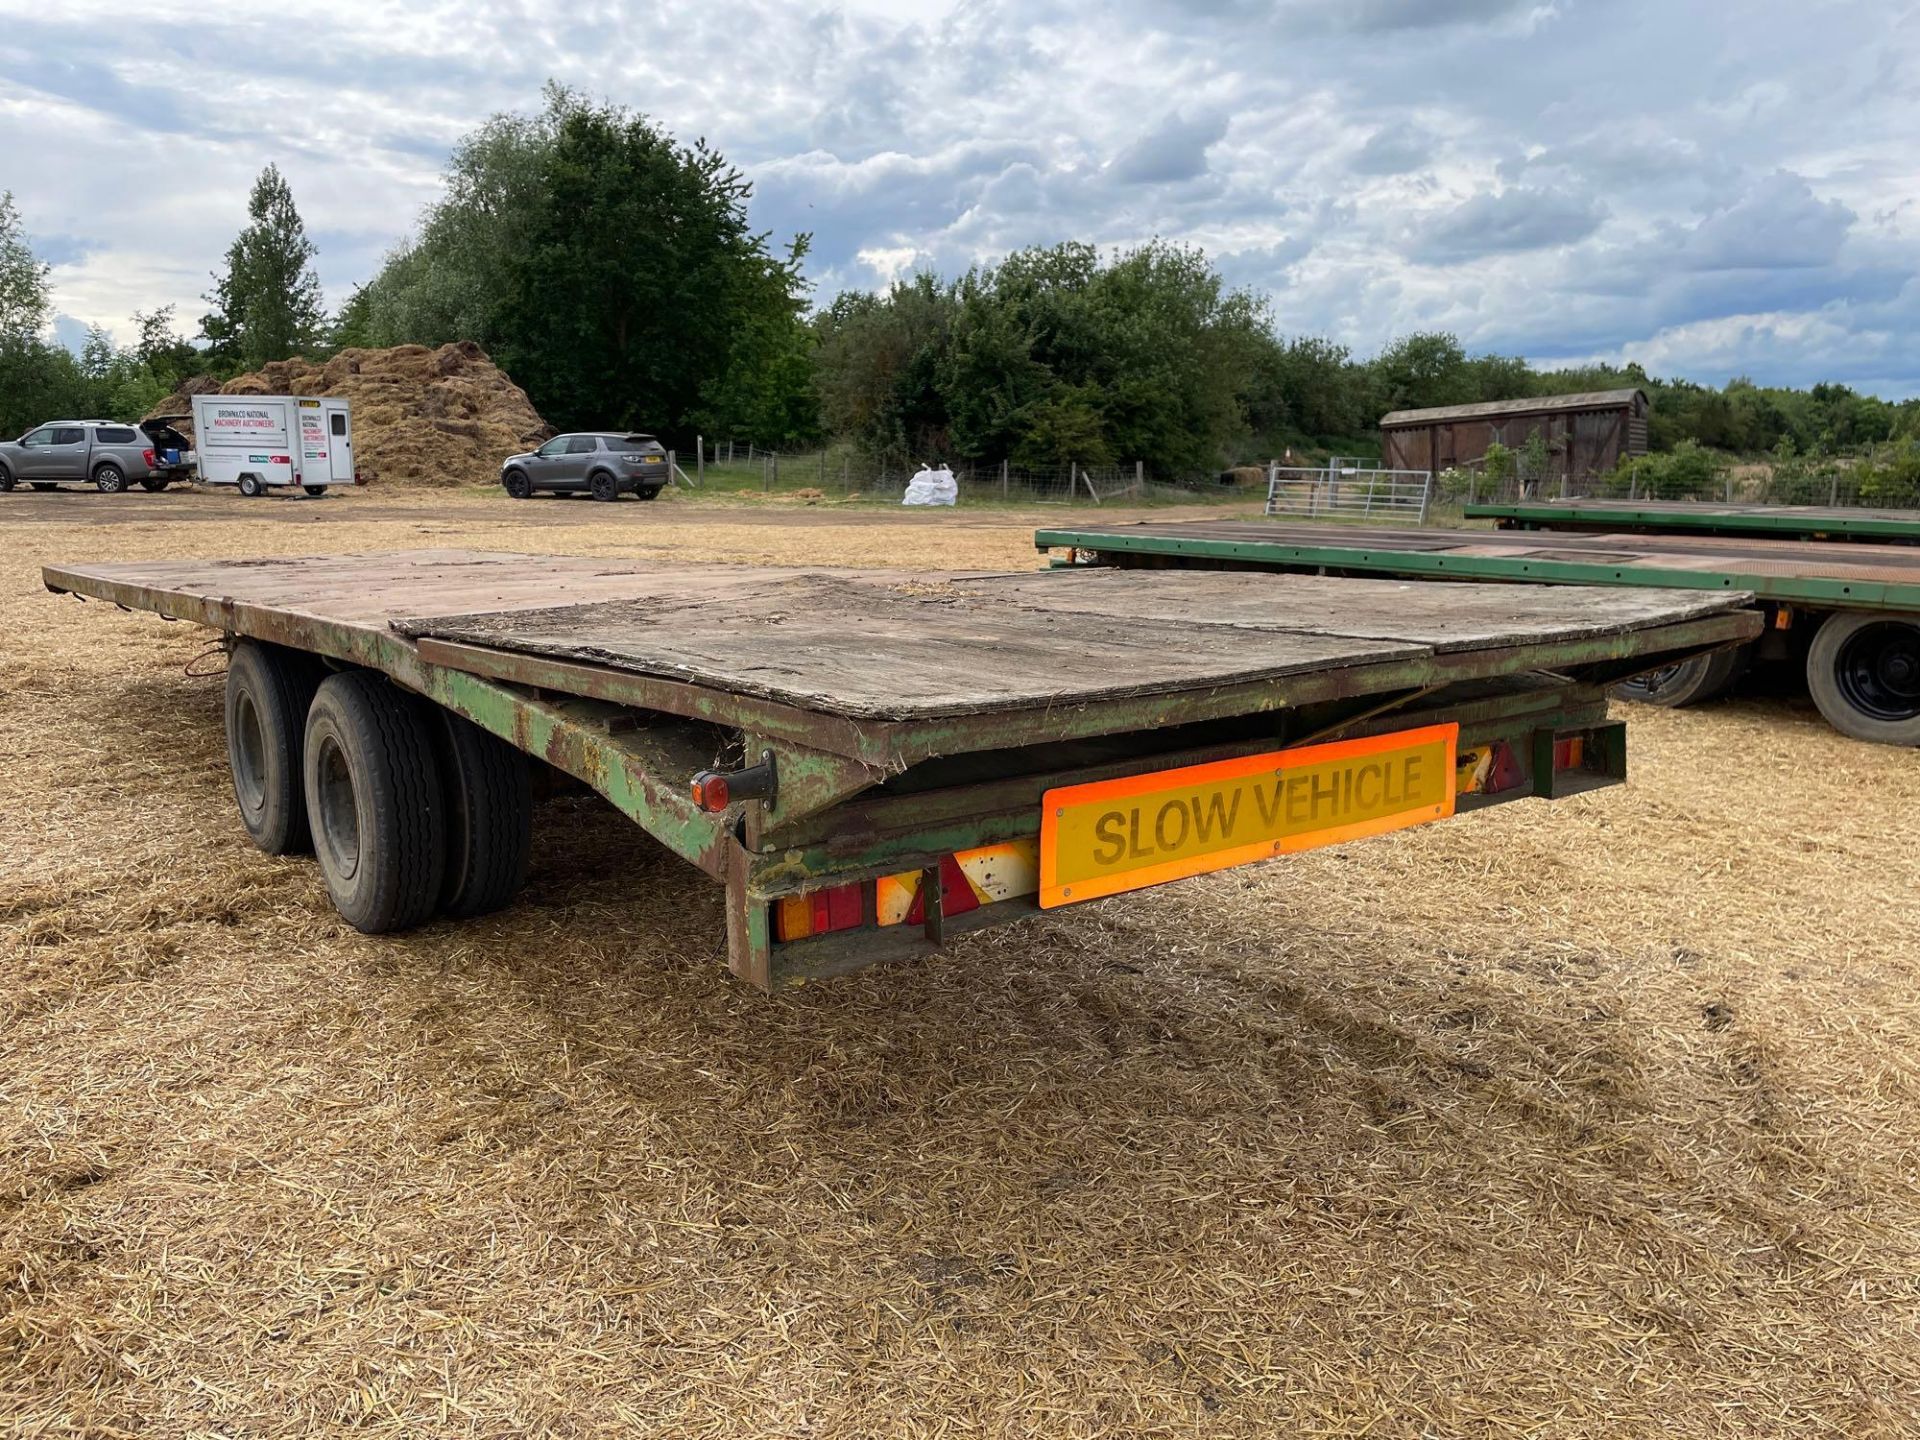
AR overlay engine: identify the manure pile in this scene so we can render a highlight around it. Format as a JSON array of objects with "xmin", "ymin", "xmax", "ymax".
[{"xmin": 150, "ymin": 342, "xmax": 551, "ymax": 488}]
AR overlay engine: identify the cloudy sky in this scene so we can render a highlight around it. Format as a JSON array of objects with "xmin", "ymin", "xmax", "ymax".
[{"xmin": 2, "ymin": 0, "xmax": 1914, "ymax": 393}]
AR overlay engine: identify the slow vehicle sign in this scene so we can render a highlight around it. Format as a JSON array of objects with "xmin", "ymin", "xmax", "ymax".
[{"xmin": 1038, "ymin": 723, "xmax": 1458, "ymax": 908}]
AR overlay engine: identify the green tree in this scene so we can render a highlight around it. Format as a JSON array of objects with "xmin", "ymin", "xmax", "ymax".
[
  {"xmin": 201, "ymin": 163, "xmax": 326, "ymax": 370},
  {"xmin": 0, "ymin": 191, "xmax": 49, "ymax": 346},
  {"xmin": 1370, "ymin": 331, "xmax": 1476, "ymax": 413}
]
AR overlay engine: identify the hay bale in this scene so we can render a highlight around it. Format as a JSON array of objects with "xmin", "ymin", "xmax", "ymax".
[{"xmin": 146, "ymin": 342, "xmax": 553, "ymax": 488}]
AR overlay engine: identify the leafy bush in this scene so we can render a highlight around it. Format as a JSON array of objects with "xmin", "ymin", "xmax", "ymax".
[{"xmin": 1600, "ymin": 439, "xmax": 1726, "ymax": 500}]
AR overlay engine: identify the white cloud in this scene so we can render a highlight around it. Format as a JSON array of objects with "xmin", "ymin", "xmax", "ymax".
[{"xmin": 0, "ymin": 0, "xmax": 1913, "ymax": 392}]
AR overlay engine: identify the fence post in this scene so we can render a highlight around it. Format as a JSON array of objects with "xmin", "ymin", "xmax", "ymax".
[
  {"xmin": 697, "ymin": 436, "xmax": 705, "ymax": 487},
  {"xmin": 773, "ymin": 452, "xmax": 780, "ymax": 490},
  {"xmin": 1083, "ymin": 465, "xmax": 1101, "ymax": 504},
  {"xmin": 1001, "ymin": 458, "xmax": 1009, "ymax": 499},
  {"xmin": 1724, "ymin": 470, "xmax": 1733, "ymax": 503},
  {"xmin": 1829, "ymin": 471, "xmax": 1839, "ymax": 506},
  {"xmin": 667, "ymin": 448, "xmax": 676, "ymax": 486},
  {"xmin": 762, "ymin": 454, "xmax": 770, "ymax": 492},
  {"xmin": 1134, "ymin": 459, "xmax": 1143, "ymax": 496}
]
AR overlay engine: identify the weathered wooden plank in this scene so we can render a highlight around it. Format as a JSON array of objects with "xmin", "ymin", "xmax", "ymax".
[
  {"xmin": 393, "ymin": 573, "xmax": 1426, "ymax": 720},
  {"xmin": 941, "ymin": 570, "xmax": 1740, "ymax": 652}
]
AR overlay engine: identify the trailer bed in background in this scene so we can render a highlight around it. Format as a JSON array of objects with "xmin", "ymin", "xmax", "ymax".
[
  {"xmin": 1035, "ymin": 519, "xmax": 1920, "ymax": 744},
  {"xmin": 1465, "ymin": 498, "xmax": 1920, "ymax": 545},
  {"xmin": 45, "ymin": 550, "xmax": 1759, "ymax": 985}
]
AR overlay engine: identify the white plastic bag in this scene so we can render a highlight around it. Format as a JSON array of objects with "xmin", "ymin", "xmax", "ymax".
[{"xmin": 901, "ymin": 465, "xmax": 958, "ymax": 506}]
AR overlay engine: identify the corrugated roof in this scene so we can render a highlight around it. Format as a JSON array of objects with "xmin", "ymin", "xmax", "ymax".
[{"xmin": 1379, "ymin": 388, "xmax": 1647, "ymax": 428}]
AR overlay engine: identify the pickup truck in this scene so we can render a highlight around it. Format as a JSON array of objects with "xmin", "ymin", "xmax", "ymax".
[{"xmin": 0, "ymin": 419, "xmax": 194, "ymax": 494}]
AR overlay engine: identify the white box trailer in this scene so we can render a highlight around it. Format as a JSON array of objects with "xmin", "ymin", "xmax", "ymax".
[{"xmin": 189, "ymin": 395, "xmax": 358, "ymax": 497}]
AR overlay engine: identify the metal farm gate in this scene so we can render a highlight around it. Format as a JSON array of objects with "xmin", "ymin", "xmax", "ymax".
[{"xmin": 1264, "ymin": 458, "xmax": 1433, "ymax": 523}]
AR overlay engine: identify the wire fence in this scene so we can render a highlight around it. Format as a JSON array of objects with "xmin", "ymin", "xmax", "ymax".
[
  {"xmin": 673, "ymin": 443, "xmax": 1182, "ymax": 505},
  {"xmin": 1437, "ymin": 453, "xmax": 1920, "ymax": 510}
]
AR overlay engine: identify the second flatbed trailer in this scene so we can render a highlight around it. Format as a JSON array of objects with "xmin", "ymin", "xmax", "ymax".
[
  {"xmin": 1035, "ymin": 519, "xmax": 1920, "ymax": 745},
  {"xmin": 1465, "ymin": 498, "xmax": 1920, "ymax": 546},
  {"xmin": 44, "ymin": 550, "xmax": 1755, "ymax": 986}
]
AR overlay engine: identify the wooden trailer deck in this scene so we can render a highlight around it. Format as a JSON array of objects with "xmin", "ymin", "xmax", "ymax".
[
  {"xmin": 1465, "ymin": 498, "xmax": 1920, "ymax": 545},
  {"xmin": 44, "ymin": 550, "xmax": 1759, "ymax": 985}
]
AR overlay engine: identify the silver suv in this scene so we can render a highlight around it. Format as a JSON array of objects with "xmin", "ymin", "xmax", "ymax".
[
  {"xmin": 500, "ymin": 432, "xmax": 670, "ymax": 502},
  {"xmin": 0, "ymin": 419, "xmax": 192, "ymax": 494}
]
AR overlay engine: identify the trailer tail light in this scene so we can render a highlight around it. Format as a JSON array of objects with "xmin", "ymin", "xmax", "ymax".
[
  {"xmin": 1552, "ymin": 737, "xmax": 1585, "ymax": 772},
  {"xmin": 690, "ymin": 773, "xmax": 731, "ymax": 811},
  {"xmin": 774, "ymin": 883, "xmax": 864, "ymax": 942}
]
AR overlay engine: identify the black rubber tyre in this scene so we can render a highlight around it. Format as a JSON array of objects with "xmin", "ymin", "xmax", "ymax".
[
  {"xmin": 637, "ymin": 486, "xmax": 662, "ymax": 501},
  {"xmin": 225, "ymin": 640, "xmax": 327, "ymax": 854},
  {"xmin": 1613, "ymin": 645, "xmax": 1749, "ymax": 708},
  {"xmin": 435, "ymin": 712, "xmax": 533, "ymax": 919},
  {"xmin": 303, "ymin": 485, "xmax": 327, "ymax": 498},
  {"xmin": 590, "ymin": 470, "xmax": 619, "ymax": 502},
  {"xmin": 94, "ymin": 463, "xmax": 127, "ymax": 494},
  {"xmin": 503, "ymin": 469, "xmax": 531, "ymax": 499},
  {"xmin": 0, "ymin": 464, "xmax": 13, "ymax": 492},
  {"xmin": 139, "ymin": 477, "xmax": 168, "ymax": 492},
  {"xmin": 303, "ymin": 672, "xmax": 447, "ymax": 933},
  {"xmin": 238, "ymin": 473, "xmax": 265, "ymax": 498},
  {"xmin": 1806, "ymin": 611, "xmax": 1920, "ymax": 745},
  {"xmin": 31, "ymin": 482, "xmax": 57, "ymax": 492}
]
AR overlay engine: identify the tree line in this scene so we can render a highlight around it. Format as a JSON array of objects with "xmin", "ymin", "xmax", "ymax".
[{"xmin": 3, "ymin": 86, "xmax": 1915, "ymax": 471}]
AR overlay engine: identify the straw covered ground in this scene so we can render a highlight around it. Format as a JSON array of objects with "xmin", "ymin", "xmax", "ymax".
[{"xmin": 2, "ymin": 491, "xmax": 1918, "ymax": 1437}]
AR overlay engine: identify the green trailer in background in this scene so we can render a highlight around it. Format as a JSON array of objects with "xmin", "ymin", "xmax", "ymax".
[
  {"xmin": 1035, "ymin": 519, "xmax": 1920, "ymax": 746},
  {"xmin": 44, "ymin": 549, "xmax": 1755, "ymax": 987},
  {"xmin": 1466, "ymin": 498, "xmax": 1920, "ymax": 546}
]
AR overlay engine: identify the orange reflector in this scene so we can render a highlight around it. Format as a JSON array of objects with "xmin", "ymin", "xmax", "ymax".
[
  {"xmin": 691, "ymin": 773, "xmax": 730, "ymax": 811},
  {"xmin": 1552, "ymin": 737, "xmax": 1585, "ymax": 771}
]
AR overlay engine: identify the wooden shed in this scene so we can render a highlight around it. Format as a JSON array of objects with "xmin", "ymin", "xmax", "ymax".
[{"xmin": 1380, "ymin": 389, "xmax": 1650, "ymax": 486}]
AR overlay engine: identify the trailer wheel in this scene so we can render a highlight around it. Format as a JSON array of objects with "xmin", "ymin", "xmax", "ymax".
[
  {"xmin": 303, "ymin": 672, "xmax": 447, "ymax": 933},
  {"xmin": 1612, "ymin": 645, "xmax": 1749, "ymax": 708},
  {"xmin": 94, "ymin": 463, "xmax": 128, "ymax": 494},
  {"xmin": 140, "ymin": 477, "xmax": 169, "ymax": 492},
  {"xmin": 225, "ymin": 640, "xmax": 327, "ymax": 854},
  {"xmin": 638, "ymin": 486, "xmax": 662, "ymax": 501},
  {"xmin": 303, "ymin": 485, "xmax": 327, "ymax": 498},
  {"xmin": 503, "ymin": 469, "xmax": 531, "ymax": 499},
  {"xmin": 435, "ymin": 711, "xmax": 532, "ymax": 918},
  {"xmin": 238, "ymin": 473, "xmax": 265, "ymax": 498},
  {"xmin": 1807, "ymin": 612, "xmax": 1920, "ymax": 745},
  {"xmin": 590, "ymin": 471, "xmax": 619, "ymax": 502}
]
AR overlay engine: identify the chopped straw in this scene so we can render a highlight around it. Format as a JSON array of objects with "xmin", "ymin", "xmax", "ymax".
[{"xmin": 3, "ymin": 490, "xmax": 1918, "ymax": 1436}]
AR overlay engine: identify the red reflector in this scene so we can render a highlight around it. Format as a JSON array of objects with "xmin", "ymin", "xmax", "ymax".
[
  {"xmin": 1553, "ymin": 737, "xmax": 1586, "ymax": 771},
  {"xmin": 691, "ymin": 773, "xmax": 730, "ymax": 811},
  {"xmin": 904, "ymin": 855, "xmax": 982, "ymax": 926}
]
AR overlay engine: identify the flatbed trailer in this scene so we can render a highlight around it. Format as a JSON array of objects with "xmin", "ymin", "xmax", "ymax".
[
  {"xmin": 1034, "ymin": 519, "xmax": 1920, "ymax": 745},
  {"xmin": 44, "ymin": 550, "xmax": 1756, "ymax": 987},
  {"xmin": 1465, "ymin": 498, "xmax": 1920, "ymax": 546}
]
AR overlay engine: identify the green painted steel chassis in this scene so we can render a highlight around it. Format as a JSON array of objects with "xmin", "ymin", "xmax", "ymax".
[
  {"xmin": 1464, "ymin": 500, "xmax": 1920, "ymax": 545},
  {"xmin": 45, "ymin": 564, "xmax": 1756, "ymax": 989}
]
